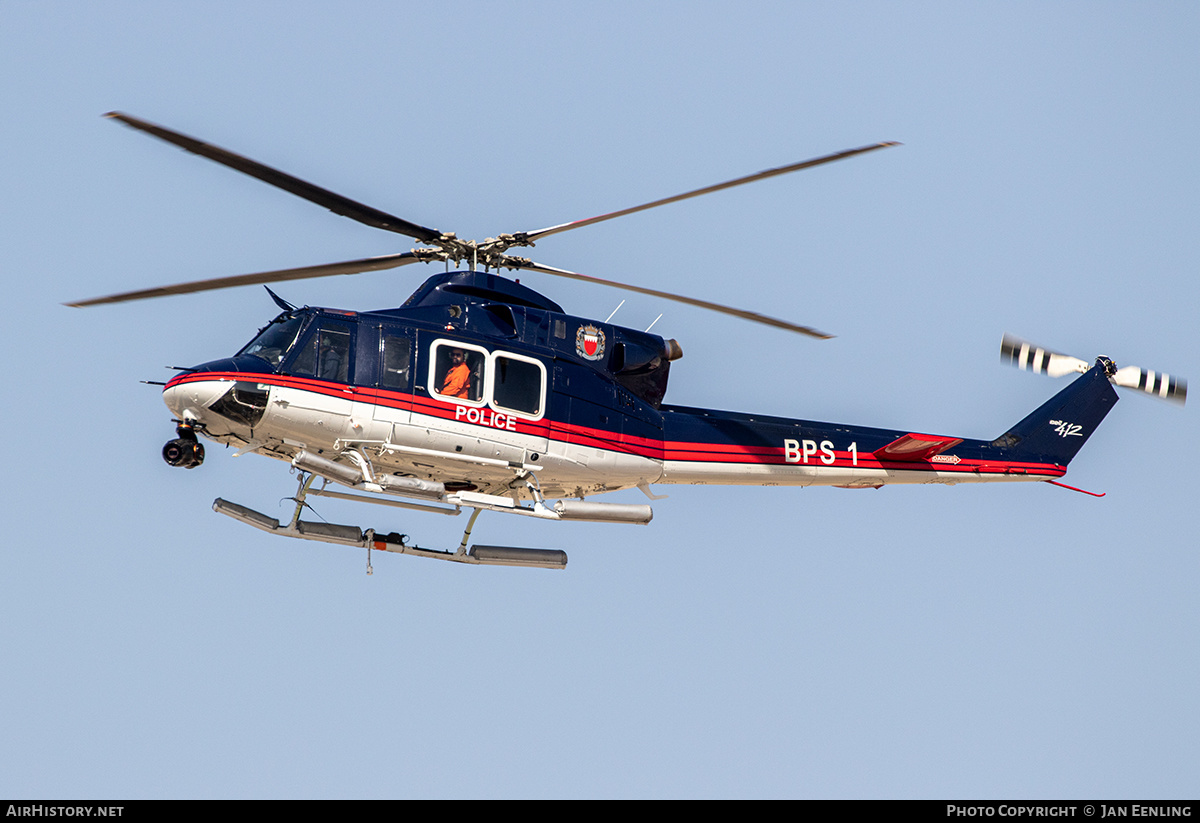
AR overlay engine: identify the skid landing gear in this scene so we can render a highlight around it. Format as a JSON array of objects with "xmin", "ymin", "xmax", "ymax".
[{"xmin": 212, "ymin": 473, "xmax": 568, "ymax": 570}]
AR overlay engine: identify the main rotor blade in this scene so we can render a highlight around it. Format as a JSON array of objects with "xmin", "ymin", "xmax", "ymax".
[
  {"xmin": 104, "ymin": 112, "xmax": 443, "ymax": 243},
  {"xmin": 518, "ymin": 142, "xmax": 900, "ymax": 243},
  {"xmin": 508, "ymin": 259, "xmax": 832, "ymax": 339},
  {"xmin": 66, "ymin": 252, "xmax": 425, "ymax": 307}
]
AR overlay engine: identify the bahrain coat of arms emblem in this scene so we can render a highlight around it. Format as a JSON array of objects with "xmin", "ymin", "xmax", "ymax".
[{"xmin": 575, "ymin": 324, "xmax": 606, "ymax": 361}]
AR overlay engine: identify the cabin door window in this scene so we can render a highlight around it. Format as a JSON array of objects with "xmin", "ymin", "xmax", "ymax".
[
  {"xmin": 488, "ymin": 352, "xmax": 546, "ymax": 419},
  {"xmin": 380, "ymin": 333, "xmax": 412, "ymax": 390},
  {"xmin": 428, "ymin": 341, "xmax": 488, "ymax": 405}
]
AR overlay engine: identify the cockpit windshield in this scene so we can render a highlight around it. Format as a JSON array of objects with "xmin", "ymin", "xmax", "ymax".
[{"xmin": 238, "ymin": 314, "xmax": 306, "ymax": 369}]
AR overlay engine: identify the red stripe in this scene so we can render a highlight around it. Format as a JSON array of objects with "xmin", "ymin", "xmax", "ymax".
[{"xmin": 166, "ymin": 372, "xmax": 1064, "ymax": 477}]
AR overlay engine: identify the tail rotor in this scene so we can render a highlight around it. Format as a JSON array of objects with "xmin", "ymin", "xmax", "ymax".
[{"xmin": 1001, "ymin": 333, "xmax": 1186, "ymax": 405}]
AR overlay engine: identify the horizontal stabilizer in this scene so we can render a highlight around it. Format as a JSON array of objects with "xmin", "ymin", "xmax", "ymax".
[{"xmin": 873, "ymin": 433, "xmax": 963, "ymax": 462}]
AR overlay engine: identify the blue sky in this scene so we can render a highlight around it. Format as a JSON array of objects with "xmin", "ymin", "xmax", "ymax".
[{"xmin": 2, "ymin": 1, "xmax": 1197, "ymax": 798}]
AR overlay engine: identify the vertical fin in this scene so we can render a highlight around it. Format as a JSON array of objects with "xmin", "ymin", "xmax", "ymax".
[{"xmin": 995, "ymin": 362, "xmax": 1119, "ymax": 465}]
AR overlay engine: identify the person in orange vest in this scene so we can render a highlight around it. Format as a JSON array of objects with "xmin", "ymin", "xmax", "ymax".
[{"xmin": 441, "ymin": 348, "xmax": 471, "ymax": 399}]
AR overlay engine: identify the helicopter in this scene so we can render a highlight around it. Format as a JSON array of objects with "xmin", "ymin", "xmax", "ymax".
[{"xmin": 70, "ymin": 112, "xmax": 1188, "ymax": 571}]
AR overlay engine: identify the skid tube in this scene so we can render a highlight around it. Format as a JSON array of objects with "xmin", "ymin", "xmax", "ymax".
[{"xmin": 212, "ymin": 473, "xmax": 568, "ymax": 570}]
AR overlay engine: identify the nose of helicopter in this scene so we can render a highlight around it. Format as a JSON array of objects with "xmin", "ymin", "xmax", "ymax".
[{"xmin": 162, "ymin": 375, "xmax": 232, "ymax": 422}]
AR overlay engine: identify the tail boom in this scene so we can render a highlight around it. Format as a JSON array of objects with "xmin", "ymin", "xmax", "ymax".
[{"xmin": 656, "ymin": 364, "xmax": 1117, "ymax": 489}]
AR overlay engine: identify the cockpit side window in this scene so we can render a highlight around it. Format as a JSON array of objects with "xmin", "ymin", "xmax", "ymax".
[
  {"xmin": 238, "ymin": 314, "xmax": 306, "ymax": 370},
  {"xmin": 287, "ymin": 320, "xmax": 354, "ymax": 383}
]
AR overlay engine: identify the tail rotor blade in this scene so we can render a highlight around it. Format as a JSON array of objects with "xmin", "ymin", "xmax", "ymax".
[
  {"xmin": 1000, "ymin": 333, "xmax": 1088, "ymax": 378},
  {"xmin": 1112, "ymin": 366, "xmax": 1187, "ymax": 404}
]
